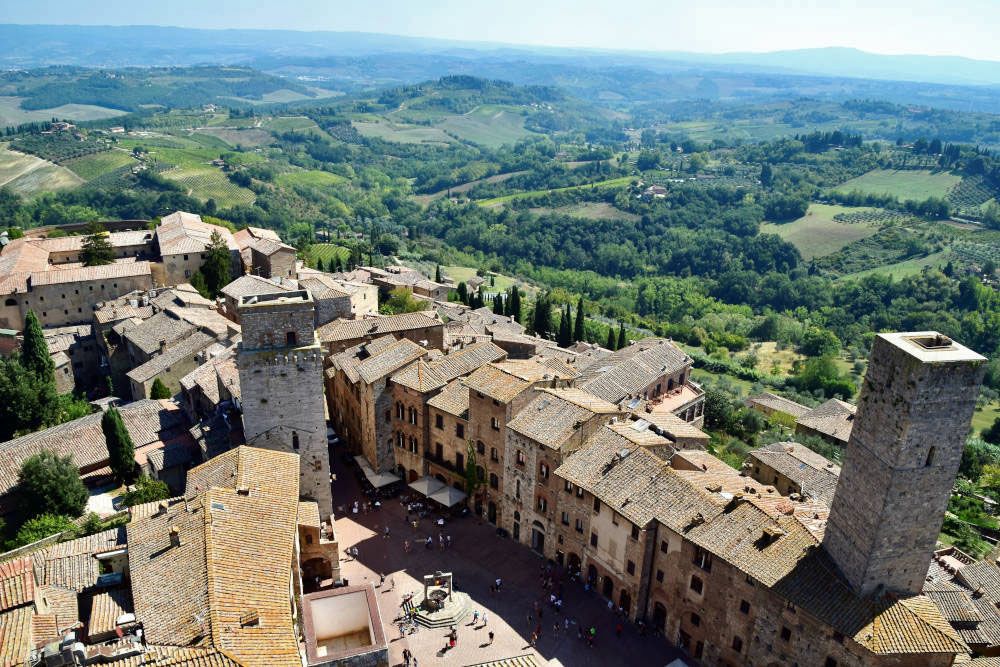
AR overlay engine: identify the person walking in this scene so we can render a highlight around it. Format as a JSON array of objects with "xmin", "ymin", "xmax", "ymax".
[
  {"xmin": 471, "ymin": 610, "xmax": 479, "ymax": 626},
  {"xmin": 378, "ymin": 572, "xmax": 385, "ymax": 587},
  {"xmin": 495, "ymin": 577, "xmax": 502, "ymax": 592},
  {"xmin": 402, "ymin": 648, "xmax": 411, "ymax": 667},
  {"xmin": 487, "ymin": 630, "xmax": 494, "ymax": 645},
  {"xmin": 480, "ymin": 612, "xmax": 488, "ymax": 628},
  {"xmin": 384, "ymin": 525, "xmax": 390, "ymax": 539}
]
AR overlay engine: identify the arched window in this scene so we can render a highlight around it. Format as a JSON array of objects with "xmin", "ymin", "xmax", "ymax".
[
  {"xmin": 286, "ymin": 331, "xmax": 297, "ymax": 346},
  {"xmin": 489, "ymin": 473, "xmax": 499, "ymax": 489},
  {"xmin": 292, "ymin": 432, "xmax": 300, "ymax": 451},
  {"xmin": 3, "ymin": 298, "xmax": 15, "ymax": 307},
  {"xmin": 515, "ymin": 479, "xmax": 521, "ymax": 498},
  {"xmin": 925, "ymin": 446, "xmax": 936, "ymax": 467}
]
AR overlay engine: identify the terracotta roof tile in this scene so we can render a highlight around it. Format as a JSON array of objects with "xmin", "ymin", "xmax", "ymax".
[
  {"xmin": 316, "ymin": 312, "xmax": 442, "ymax": 344},
  {"xmin": 0, "ymin": 558, "xmax": 33, "ymax": 613},
  {"xmin": 427, "ymin": 378, "xmax": 470, "ymax": 418}
]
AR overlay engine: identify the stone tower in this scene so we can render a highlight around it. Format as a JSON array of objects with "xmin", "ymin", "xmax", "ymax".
[
  {"xmin": 237, "ymin": 290, "xmax": 333, "ymax": 519},
  {"xmin": 823, "ymin": 332, "xmax": 986, "ymax": 596}
]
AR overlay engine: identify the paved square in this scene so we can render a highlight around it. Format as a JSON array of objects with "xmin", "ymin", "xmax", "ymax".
[{"xmin": 331, "ymin": 457, "xmax": 685, "ymax": 666}]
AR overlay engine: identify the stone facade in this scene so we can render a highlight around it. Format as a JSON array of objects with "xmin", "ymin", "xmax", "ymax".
[
  {"xmin": 824, "ymin": 332, "xmax": 986, "ymax": 596},
  {"xmin": 23, "ymin": 265, "xmax": 153, "ymax": 327},
  {"xmin": 237, "ymin": 291, "xmax": 333, "ymax": 519}
]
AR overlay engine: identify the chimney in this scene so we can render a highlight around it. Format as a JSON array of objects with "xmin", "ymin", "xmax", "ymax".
[
  {"xmin": 159, "ymin": 339, "xmax": 167, "ymax": 353},
  {"xmin": 169, "ymin": 526, "xmax": 181, "ymax": 548}
]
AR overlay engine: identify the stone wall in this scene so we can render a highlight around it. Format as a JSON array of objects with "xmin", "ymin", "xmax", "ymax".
[{"xmin": 24, "ymin": 273, "xmax": 153, "ymax": 328}]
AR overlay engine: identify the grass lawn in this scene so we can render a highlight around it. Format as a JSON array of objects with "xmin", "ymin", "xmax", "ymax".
[
  {"xmin": 750, "ymin": 341, "xmax": 806, "ymax": 376},
  {"xmin": 64, "ymin": 150, "xmax": 136, "ymax": 180},
  {"xmin": 972, "ymin": 401, "xmax": 1000, "ymax": 436},
  {"xmin": 838, "ymin": 250, "xmax": 950, "ymax": 281},
  {"xmin": 0, "ymin": 144, "xmax": 83, "ymax": 195},
  {"xmin": 527, "ymin": 202, "xmax": 640, "ymax": 222},
  {"xmin": 760, "ymin": 204, "xmax": 882, "ymax": 260},
  {"xmin": 832, "ymin": 169, "xmax": 961, "ymax": 202},
  {"xmin": 277, "ymin": 170, "xmax": 348, "ymax": 189},
  {"xmin": 353, "ymin": 120, "xmax": 454, "ymax": 145},
  {"xmin": 436, "ymin": 106, "xmax": 535, "ymax": 148},
  {"xmin": 194, "ymin": 127, "xmax": 273, "ymax": 148},
  {"xmin": 442, "ymin": 265, "xmax": 517, "ymax": 292},
  {"xmin": 161, "ymin": 167, "xmax": 255, "ymax": 208},
  {"xmin": 477, "ymin": 176, "xmax": 633, "ymax": 207},
  {"xmin": 690, "ymin": 367, "xmax": 754, "ymax": 395}
]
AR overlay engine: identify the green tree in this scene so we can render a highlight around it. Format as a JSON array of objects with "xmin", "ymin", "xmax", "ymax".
[
  {"xmin": 189, "ymin": 270, "xmax": 210, "ymax": 299},
  {"xmin": 0, "ymin": 357, "xmax": 59, "ymax": 440},
  {"xmin": 606, "ymin": 327, "xmax": 616, "ymax": 351},
  {"xmin": 315, "ymin": 257, "xmax": 325, "ymax": 272},
  {"xmin": 799, "ymin": 327, "xmax": 842, "ymax": 357},
  {"xmin": 617, "ymin": 321, "xmax": 627, "ymax": 349},
  {"xmin": 380, "ymin": 288, "xmax": 425, "ymax": 315},
  {"xmin": 18, "ymin": 450, "xmax": 88, "ymax": 518},
  {"xmin": 21, "ymin": 310, "xmax": 53, "ymax": 382},
  {"xmin": 11, "ymin": 514, "xmax": 77, "ymax": 549},
  {"xmin": 457, "ymin": 282, "xmax": 469, "ymax": 305},
  {"xmin": 200, "ymin": 230, "xmax": 232, "ymax": 298},
  {"xmin": 760, "ymin": 163, "xmax": 773, "ymax": 187},
  {"xmin": 573, "ymin": 298, "xmax": 585, "ymax": 343},
  {"xmin": 80, "ymin": 220, "xmax": 114, "ymax": 266},
  {"xmin": 435, "ymin": 264, "xmax": 442, "ymax": 282},
  {"xmin": 149, "ymin": 378, "xmax": 171, "ymax": 399},
  {"xmin": 508, "ymin": 286, "xmax": 522, "ymax": 323},
  {"xmin": 464, "ymin": 440, "xmax": 483, "ymax": 498},
  {"xmin": 120, "ymin": 475, "xmax": 171, "ymax": 507},
  {"xmin": 102, "ymin": 408, "xmax": 136, "ymax": 484},
  {"xmin": 984, "ymin": 417, "xmax": 1000, "ymax": 446},
  {"xmin": 492, "ymin": 294, "xmax": 505, "ymax": 315}
]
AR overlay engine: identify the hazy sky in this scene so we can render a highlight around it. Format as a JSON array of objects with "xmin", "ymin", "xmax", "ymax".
[{"xmin": 4, "ymin": 0, "xmax": 1000, "ymax": 61}]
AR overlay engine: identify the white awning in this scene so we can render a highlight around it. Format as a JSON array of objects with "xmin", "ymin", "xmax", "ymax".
[
  {"xmin": 354, "ymin": 455, "xmax": 400, "ymax": 488},
  {"xmin": 428, "ymin": 486, "xmax": 467, "ymax": 507},
  {"xmin": 408, "ymin": 476, "xmax": 445, "ymax": 497}
]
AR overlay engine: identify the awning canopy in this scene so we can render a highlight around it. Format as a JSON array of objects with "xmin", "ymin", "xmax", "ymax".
[
  {"xmin": 428, "ymin": 485, "xmax": 467, "ymax": 507},
  {"xmin": 354, "ymin": 455, "xmax": 401, "ymax": 488},
  {"xmin": 408, "ymin": 476, "xmax": 445, "ymax": 497}
]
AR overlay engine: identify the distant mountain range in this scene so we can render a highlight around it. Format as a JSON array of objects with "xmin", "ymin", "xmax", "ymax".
[{"xmin": 2, "ymin": 24, "xmax": 1000, "ymax": 89}]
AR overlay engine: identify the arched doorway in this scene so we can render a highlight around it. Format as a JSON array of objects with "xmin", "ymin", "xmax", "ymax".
[
  {"xmin": 531, "ymin": 521, "xmax": 545, "ymax": 554},
  {"xmin": 408, "ymin": 469, "xmax": 419, "ymax": 483},
  {"xmin": 567, "ymin": 553, "xmax": 581, "ymax": 575},
  {"xmin": 602, "ymin": 575, "xmax": 614, "ymax": 599},
  {"xmin": 619, "ymin": 589, "xmax": 632, "ymax": 617},
  {"xmin": 587, "ymin": 564, "xmax": 598, "ymax": 586},
  {"xmin": 512, "ymin": 522, "xmax": 520, "ymax": 541},
  {"xmin": 652, "ymin": 602, "xmax": 666, "ymax": 632},
  {"xmin": 487, "ymin": 501, "xmax": 497, "ymax": 524}
]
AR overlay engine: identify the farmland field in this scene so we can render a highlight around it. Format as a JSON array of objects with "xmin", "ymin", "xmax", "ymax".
[
  {"xmin": 194, "ymin": 127, "xmax": 273, "ymax": 148},
  {"xmin": 0, "ymin": 144, "xmax": 83, "ymax": 195},
  {"xmin": 276, "ymin": 170, "xmax": 347, "ymax": 189},
  {"xmin": 161, "ymin": 167, "xmax": 255, "ymax": 208},
  {"xmin": 477, "ymin": 176, "xmax": 633, "ymax": 207},
  {"xmin": 837, "ymin": 250, "xmax": 950, "ymax": 281},
  {"xmin": 64, "ymin": 150, "xmax": 136, "ymax": 180},
  {"xmin": 412, "ymin": 170, "xmax": 528, "ymax": 206},
  {"xmin": 760, "ymin": 204, "xmax": 882, "ymax": 259},
  {"xmin": 528, "ymin": 202, "xmax": 640, "ymax": 221},
  {"xmin": 436, "ymin": 106, "xmax": 535, "ymax": 147},
  {"xmin": 353, "ymin": 120, "xmax": 454, "ymax": 145},
  {"xmin": 0, "ymin": 96, "xmax": 128, "ymax": 126},
  {"xmin": 831, "ymin": 169, "xmax": 961, "ymax": 201},
  {"xmin": 442, "ymin": 265, "xmax": 517, "ymax": 292},
  {"xmin": 307, "ymin": 244, "xmax": 350, "ymax": 267},
  {"xmin": 263, "ymin": 116, "xmax": 321, "ymax": 133}
]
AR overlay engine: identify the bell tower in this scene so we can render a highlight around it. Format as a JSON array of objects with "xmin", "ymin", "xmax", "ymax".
[
  {"xmin": 237, "ymin": 290, "xmax": 333, "ymax": 519},
  {"xmin": 823, "ymin": 332, "xmax": 985, "ymax": 596}
]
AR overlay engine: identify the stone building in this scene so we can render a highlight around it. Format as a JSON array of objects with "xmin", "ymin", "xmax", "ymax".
[
  {"xmin": 154, "ymin": 211, "xmax": 241, "ymax": 287},
  {"xmin": 248, "ymin": 238, "xmax": 297, "ymax": 279},
  {"xmin": 220, "ymin": 274, "xmax": 294, "ymax": 323},
  {"xmin": 316, "ymin": 312, "xmax": 445, "ymax": 354},
  {"xmin": 296, "ymin": 271, "xmax": 378, "ymax": 325},
  {"xmin": 577, "ymin": 338, "xmax": 705, "ymax": 425},
  {"xmin": 462, "ymin": 359, "xmax": 577, "ymax": 528},
  {"xmin": 388, "ymin": 341, "xmax": 506, "ymax": 489},
  {"xmin": 503, "ymin": 388, "xmax": 623, "ymax": 554},
  {"xmin": 326, "ymin": 336, "xmax": 429, "ymax": 473},
  {"xmin": 745, "ymin": 391, "xmax": 812, "ymax": 422},
  {"xmin": 237, "ymin": 290, "xmax": 333, "ymax": 518},
  {"xmin": 745, "ymin": 441, "xmax": 841, "ymax": 505},
  {"xmin": 824, "ymin": 332, "xmax": 986, "ymax": 596},
  {"xmin": 794, "ymin": 397, "xmax": 856, "ymax": 447},
  {"xmin": 21, "ymin": 262, "xmax": 154, "ymax": 328}
]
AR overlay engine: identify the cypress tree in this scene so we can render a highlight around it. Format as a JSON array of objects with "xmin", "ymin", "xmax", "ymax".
[
  {"xmin": 492, "ymin": 294, "xmax": 505, "ymax": 315},
  {"xmin": 457, "ymin": 282, "xmax": 468, "ymax": 305},
  {"xmin": 533, "ymin": 293, "xmax": 552, "ymax": 339},
  {"xmin": 573, "ymin": 298, "xmax": 585, "ymax": 343},
  {"xmin": 316, "ymin": 257, "xmax": 325, "ymax": 272},
  {"xmin": 510, "ymin": 286, "xmax": 522, "ymax": 324},
  {"xmin": 435, "ymin": 264, "xmax": 442, "ymax": 282},
  {"xmin": 558, "ymin": 304, "xmax": 572, "ymax": 348},
  {"xmin": 617, "ymin": 321, "xmax": 627, "ymax": 350},
  {"xmin": 103, "ymin": 408, "xmax": 136, "ymax": 484},
  {"xmin": 201, "ymin": 230, "xmax": 232, "ymax": 298},
  {"xmin": 21, "ymin": 311, "xmax": 53, "ymax": 383},
  {"xmin": 606, "ymin": 327, "xmax": 616, "ymax": 350}
]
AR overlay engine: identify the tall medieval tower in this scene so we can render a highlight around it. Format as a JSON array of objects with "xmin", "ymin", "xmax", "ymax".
[
  {"xmin": 237, "ymin": 290, "xmax": 333, "ymax": 519},
  {"xmin": 823, "ymin": 332, "xmax": 986, "ymax": 596}
]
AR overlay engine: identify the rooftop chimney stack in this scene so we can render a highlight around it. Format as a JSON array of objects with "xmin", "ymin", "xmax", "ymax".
[
  {"xmin": 169, "ymin": 525, "xmax": 181, "ymax": 548},
  {"xmin": 823, "ymin": 332, "xmax": 986, "ymax": 596}
]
